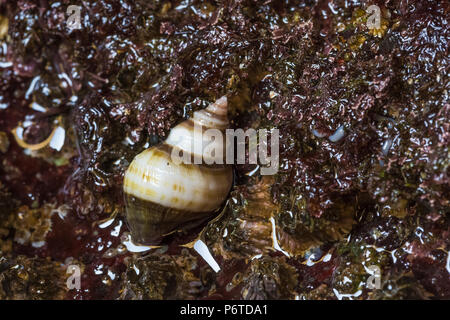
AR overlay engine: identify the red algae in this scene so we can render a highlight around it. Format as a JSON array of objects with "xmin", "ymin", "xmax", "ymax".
[{"xmin": 0, "ymin": 0, "xmax": 449, "ymax": 300}]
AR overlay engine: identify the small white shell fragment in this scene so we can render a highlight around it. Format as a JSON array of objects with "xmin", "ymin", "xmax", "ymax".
[
  {"xmin": 323, "ymin": 253, "xmax": 332, "ymax": 262},
  {"xmin": 382, "ymin": 138, "xmax": 393, "ymax": 155},
  {"xmin": 312, "ymin": 127, "xmax": 327, "ymax": 138},
  {"xmin": 32, "ymin": 241, "xmax": 46, "ymax": 248},
  {"xmin": 98, "ymin": 217, "xmax": 116, "ymax": 229},
  {"xmin": 194, "ymin": 239, "xmax": 221, "ymax": 273},
  {"xmin": 333, "ymin": 288, "xmax": 362, "ymax": 300},
  {"xmin": 0, "ymin": 61, "xmax": 13, "ymax": 68},
  {"xmin": 49, "ymin": 126, "xmax": 65, "ymax": 151},
  {"xmin": 25, "ymin": 75, "xmax": 41, "ymax": 99},
  {"xmin": 30, "ymin": 102, "xmax": 47, "ymax": 112},
  {"xmin": 328, "ymin": 125, "xmax": 345, "ymax": 142},
  {"xmin": 15, "ymin": 126, "xmax": 24, "ymax": 139}
]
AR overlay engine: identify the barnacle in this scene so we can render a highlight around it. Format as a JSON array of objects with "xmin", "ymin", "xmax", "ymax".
[
  {"xmin": 0, "ymin": 255, "xmax": 66, "ymax": 299},
  {"xmin": 276, "ymin": 193, "xmax": 356, "ymax": 257},
  {"xmin": 119, "ymin": 250, "xmax": 204, "ymax": 300}
]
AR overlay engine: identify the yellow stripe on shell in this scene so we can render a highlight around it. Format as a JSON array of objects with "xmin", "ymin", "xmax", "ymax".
[{"xmin": 123, "ymin": 146, "xmax": 232, "ymax": 212}]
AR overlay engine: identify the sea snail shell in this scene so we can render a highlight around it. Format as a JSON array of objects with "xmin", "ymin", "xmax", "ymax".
[{"xmin": 123, "ymin": 96, "xmax": 233, "ymax": 245}]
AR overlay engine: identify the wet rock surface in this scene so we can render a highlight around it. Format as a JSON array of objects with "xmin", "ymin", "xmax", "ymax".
[{"xmin": 0, "ymin": 0, "xmax": 448, "ymax": 299}]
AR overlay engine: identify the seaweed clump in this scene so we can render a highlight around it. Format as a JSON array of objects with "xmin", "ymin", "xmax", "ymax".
[
  {"xmin": 241, "ymin": 257, "xmax": 298, "ymax": 300},
  {"xmin": 0, "ymin": 0, "xmax": 448, "ymax": 299}
]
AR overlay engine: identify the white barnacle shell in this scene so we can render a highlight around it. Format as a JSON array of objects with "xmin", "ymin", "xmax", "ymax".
[{"xmin": 123, "ymin": 96, "xmax": 233, "ymax": 245}]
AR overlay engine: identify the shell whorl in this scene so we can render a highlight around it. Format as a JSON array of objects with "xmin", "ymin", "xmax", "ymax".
[
  {"xmin": 164, "ymin": 96, "xmax": 229, "ymax": 162},
  {"xmin": 123, "ymin": 96, "xmax": 233, "ymax": 244},
  {"xmin": 192, "ymin": 95, "xmax": 228, "ymax": 129}
]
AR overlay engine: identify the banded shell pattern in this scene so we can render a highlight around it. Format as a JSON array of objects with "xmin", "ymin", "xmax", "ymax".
[{"xmin": 123, "ymin": 96, "xmax": 233, "ymax": 245}]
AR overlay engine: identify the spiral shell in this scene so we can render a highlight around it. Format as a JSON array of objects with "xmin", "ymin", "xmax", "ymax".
[{"xmin": 123, "ymin": 96, "xmax": 233, "ymax": 245}]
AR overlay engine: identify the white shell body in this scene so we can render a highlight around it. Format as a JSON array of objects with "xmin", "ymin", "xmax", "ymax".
[
  {"xmin": 124, "ymin": 147, "xmax": 232, "ymax": 213},
  {"xmin": 123, "ymin": 96, "xmax": 233, "ymax": 244}
]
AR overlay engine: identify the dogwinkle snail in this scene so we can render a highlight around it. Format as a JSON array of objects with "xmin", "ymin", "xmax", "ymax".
[{"xmin": 123, "ymin": 96, "xmax": 233, "ymax": 245}]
